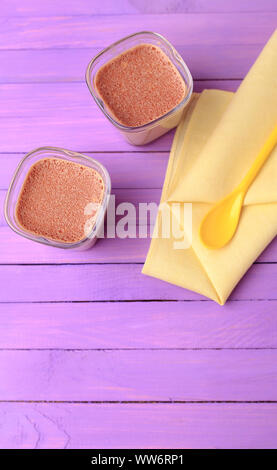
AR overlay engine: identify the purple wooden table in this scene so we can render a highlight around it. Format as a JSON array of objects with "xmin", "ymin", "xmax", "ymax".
[{"xmin": 1, "ymin": 0, "xmax": 277, "ymax": 449}]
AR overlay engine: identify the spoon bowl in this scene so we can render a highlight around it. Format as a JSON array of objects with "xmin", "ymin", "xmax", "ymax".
[
  {"xmin": 199, "ymin": 190, "xmax": 244, "ymax": 249},
  {"xmin": 199, "ymin": 123, "xmax": 277, "ymax": 249}
]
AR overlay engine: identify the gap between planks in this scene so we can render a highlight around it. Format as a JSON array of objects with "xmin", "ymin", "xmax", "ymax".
[
  {"xmin": 0, "ymin": 347, "xmax": 276, "ymax": 351},
  {"xmin": 0, "ymin": 400, "xmax": 276, "ymax": 404},
  {"xmin": 0, "ymin": 151, "xmax": 170, "ymax": 154},
  {"xmin": 3, "ymin": 13, "xmax": 277, "ymax": 19},
  {"xmin": 0, "ymin": 261, "xmax": 275, "ymax": 265},
  {"xmin": 0, "ymin": 298, "xmax": 277, "ymax": 303}
]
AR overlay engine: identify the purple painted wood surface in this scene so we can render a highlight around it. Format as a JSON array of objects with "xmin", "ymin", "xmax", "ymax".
[
  {"xmin": 0, "ymin": 81, "xmax": 241, "ymax": 152},
  {"xmin": 0, "ymin": 188, "xmax": 160, "ymax": 226},
  {"xmin": 1, "ymin": 301, "xmax": 277, "ymax": 349},
  {"xmin": 0, "ymin": 263, "xmax": 277, "ymax": 302},
  {"xmin": 0, "ymin": 153, "xmax": 276, "ymax": 264},
  {"xmin": 1, "ymin": 349, "xmax": 277, "ymax": 401},
  {"xmin": 1, "ymin": 0, "xmax": 277, "ymax": 449},
  {"xmin": 1, "ymin": 226, "xmax": 276, "ymax": 264},
  {"xmin": 1, "ymin": 403, "xmax": 277, "ymax": 449},
  {"xmin": 0, "ymin": 153, "xmax": 168, "ymax": 189},
  {"xmin": 0, "ymin": 46, "xmax": 264, "ymax": 83},
  {"xmin": 1, "ymin": 13, "xmax": 275, "ymax": 50},
  {"xmin": 3, "ymin": 0, "xmax": 277, "ymax": 16}
]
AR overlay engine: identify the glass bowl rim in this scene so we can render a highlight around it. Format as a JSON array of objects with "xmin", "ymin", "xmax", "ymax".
[
  {"xmin": 4, "ymin": 146, "xmax": 111, "ymax": 249},
  {"xmin": 85, "ymin": 31, "xmax": 193, "ymax": 133}
]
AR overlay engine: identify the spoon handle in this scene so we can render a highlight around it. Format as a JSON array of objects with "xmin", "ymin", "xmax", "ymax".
[{"xmin": 238, "ymin": 125, "xmax": 277, "ymax": 192}]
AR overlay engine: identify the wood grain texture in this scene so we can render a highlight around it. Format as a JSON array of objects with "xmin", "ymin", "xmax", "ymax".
[
  {"xmin": 1, "ymin": 226, "xmax": 276, "ymax": 264},
  {"xmin": 3, "ymin": 0, "xmax": 277, "ymax": 16},
  {"xmin": 1, "ymin": 300, "xmax": 277, "ymax": 349},
  {"xmin": 0, "ymin": 81, "xmax": 239, "ymax": 119},
  {"xmin": 1, "ymin": 0, "xmax": 277, "ymax": 450},
  {"xmin": 0, "ymin": 187, "xmax": 161, "ymax": 225},
  {"xmin": 0, "ymin": 45, "xmax": 265, "ymax": 83},
  {"xmin": 0, "ymin": 152, "xmax": 168, "ymax": 190},
  {"xmin": 1, "ymin": 13, "xmax": 276, "ymax": 50},
  {"xmin": 1, "ymin": 155, "xmax": 276, "ymax": 264},
  {"xmin": 0, "ymin": 349, "xmax": 277, "ymax": 401},
  {"xmin": 0, "ymin": 81, "xmax": 240, "ymax": 152},
  {"xmin": 0, "ymin": 227, "xmax": 150, "ymax": 263},
  {"xmin": 1, "ymin": 403, "xmax": 277, "ymax": 449},
  {"xmin": 0, "ymin": 263, "xmax": 276, "ymax": 302}
]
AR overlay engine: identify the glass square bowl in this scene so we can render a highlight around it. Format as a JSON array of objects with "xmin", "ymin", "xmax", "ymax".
[
  {"xmin": 86, "ymin": 31, "xmax": 193, "ymax": 145},
  {"xmin": 4, "ymin": 146, "xmax": 111, "ymax": 250}
]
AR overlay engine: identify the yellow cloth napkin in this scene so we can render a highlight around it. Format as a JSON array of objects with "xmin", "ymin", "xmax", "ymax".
[{"xmin": 142, "ymin": 30, "xmax": 277, "ymax": 305}]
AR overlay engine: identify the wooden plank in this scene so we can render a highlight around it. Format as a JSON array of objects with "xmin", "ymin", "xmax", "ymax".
[
  {"xmin": 0, "ymin": 187, "xmax": 161, "ymax": 226},
  {"xmin": 1, "ymin": 157, "xmax": 276, "ymax": 264},
  {"xmin": 0, "ymin": 300, "xmax": 277, "ymax": 349},
  {"xmin": 0, "ymin": 44, "xmax": 265, "ymax": 83},
  {"xmin": 1, "ymin": 0, "xmax": 137, "ymax": 16},
  {"xmin": 0, "ymin": 227, "xmax": 150, "ymax": 263},
  {"xmin": 1, "ymin": 402, "xmax": 276, "ymax": 449},
  {"xmin": 1, "ymin": 224, "xmax": 277, "ymax": 263},
  {"xmin": 0, "ymin": 263, "xmax": 276, "ymax": 302},
  {"xmin": 0, "ymin": 153, "xmax": 168, "ymax": 190},
  {"xmin": 0, "ymin": 226, "xmax": 276, "ymax": 264},
  {"xmin": 0, "ymin": 187, "xmax": 161, "ymax": 223},
  {"xmin": 0, "ymin": 349, "xmax": 277, "ymax": 401},
  {"xmin": 0, "ymin": 80, "xmax": 240, "ymax": 152},
  {"xmin": 1, "ymin": 13, "xmax": 275, "ymax": 50},
  {"xmin": 0, "ymin": 81, "xmax": 239, "ymax": 120},
  {"xmin": 2, "ymin": 0, "xmax": 277, "ymax": 17}
]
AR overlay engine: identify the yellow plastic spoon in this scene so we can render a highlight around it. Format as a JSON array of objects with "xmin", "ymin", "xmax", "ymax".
[{"xmin": 199, "ymin": 124, "xmax": 277, "ymax": 249}]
